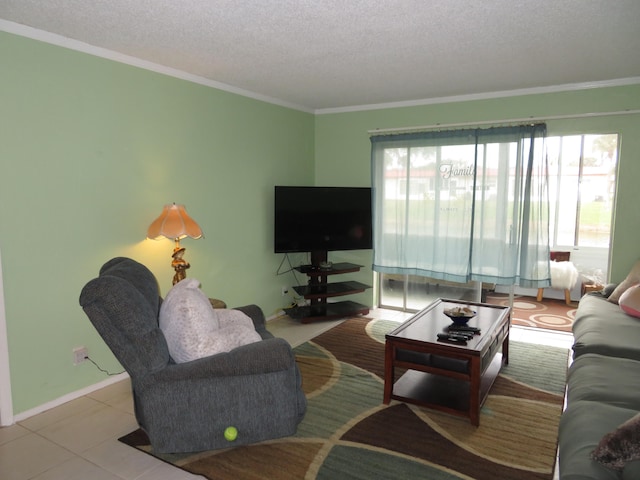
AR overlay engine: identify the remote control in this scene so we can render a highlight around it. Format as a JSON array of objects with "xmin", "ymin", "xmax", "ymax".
[
  {"xmin": 444, "ymin": 329, "xmax": 474, "ymax": 338},
  {"xmin": 448, "ymin": 325, "xmax": 481, "ymax": 334},
  {"xmin": 437, "ymin": 333, "xmax": 468, "ymax": 343}
]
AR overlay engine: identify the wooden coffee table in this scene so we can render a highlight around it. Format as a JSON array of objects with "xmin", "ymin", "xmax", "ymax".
[{"xmin": 383, "ymin": 298, "xmax": 510, "ymax": 425}]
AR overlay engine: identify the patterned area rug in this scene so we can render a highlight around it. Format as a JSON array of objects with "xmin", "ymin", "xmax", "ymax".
[
  {"xmin": 485, "ymin": 293, "xmax": 577, "ymax": 333},
  {"xmin": 119, "ymin": 318, "xmax": 568, "ymax": 480}
]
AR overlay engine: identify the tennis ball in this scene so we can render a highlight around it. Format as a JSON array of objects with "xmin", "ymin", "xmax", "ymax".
[{"xmin": 224, "ymin": 426, "xmax": 238, "ymax": 441}]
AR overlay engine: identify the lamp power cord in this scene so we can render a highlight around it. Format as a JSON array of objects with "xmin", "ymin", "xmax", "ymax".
[{"xmin": 84, "ymin": 355, "xmax": 125, "ymax": 376}]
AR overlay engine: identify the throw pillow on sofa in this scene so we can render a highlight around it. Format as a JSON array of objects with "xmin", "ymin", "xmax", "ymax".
[
  {"xmin": 591, "ymin": 412, "xmax": 640, "ymax": 470},
  {"xmin": 619, "ymin": 284, "xmax": 640, "ymax": 318},
  {"xmin": 159, "ymin": 278, "xmax": 261, "ymax": 363},
  {"xmin": 608, "ymin": 260, "xmax": 640, "ymax": 304}
]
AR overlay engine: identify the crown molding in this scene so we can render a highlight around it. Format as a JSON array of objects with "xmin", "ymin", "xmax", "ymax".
[
  {"xmin": 0, "ymin": 20, "xmax": 314, "ymax": 113},
  {"xmin": 315, "ymin": 77, "xmax": 640, "ymax": 115},
  {"xmin": 3, "ymin": 19, "xmax": 639, "ymax": 116}
]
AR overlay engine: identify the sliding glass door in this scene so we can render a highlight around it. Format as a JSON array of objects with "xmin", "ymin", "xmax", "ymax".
[{"xmin": 379, "ymin": 272, "xmax": 483, "ymax": 311}]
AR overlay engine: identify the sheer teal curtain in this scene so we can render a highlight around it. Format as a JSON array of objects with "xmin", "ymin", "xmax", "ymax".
[{"xmin": 370, "ymin": 124, "xmax": 550, "ymax": 288}]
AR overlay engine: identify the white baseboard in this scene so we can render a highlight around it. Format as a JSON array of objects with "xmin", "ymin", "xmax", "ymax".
[
  {"xmin": 12, "ymin": 372, "xmax": 130, "ymax": 424},
  {"xmin": 267, "ymin": 310, "xmax": 286, "ymax": 321}
]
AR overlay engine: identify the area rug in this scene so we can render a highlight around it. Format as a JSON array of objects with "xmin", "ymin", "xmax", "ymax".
[
  {"xmin": 119, "ymin": 317, "xmax": 568, "ymax": 480},
  {"xmin": 485, "ymin": 292, "xmax": 577, "ymax": 333}
]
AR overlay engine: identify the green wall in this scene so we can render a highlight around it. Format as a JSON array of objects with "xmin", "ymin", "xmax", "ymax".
[
  {"xmin": 2, "ymin": 29, "xmax": 640, "ymax": 417},
  {"xmin": 314, "ymin": 85, "xmax": 640, "ymax": 297},
  {"xmin": 0, "ymin": 32, "xmax": 315, "ymax": 414}
]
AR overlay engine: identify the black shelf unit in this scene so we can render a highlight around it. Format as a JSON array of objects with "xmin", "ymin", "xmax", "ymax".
[
  {"xmin": 293, "ymin": 280, "xmax": 370, "ymax": 299},
  {"xmin": 285, "ymin": 256, "xmax": 371, "ymax": 323},
  {"xmin": 285, "ymin": 301, "xmax": 370, "ymax": 322}
]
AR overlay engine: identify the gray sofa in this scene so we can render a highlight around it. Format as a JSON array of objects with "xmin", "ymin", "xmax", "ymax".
[
  {"xmin": 558, "ymin": 289, "xmax": 640, "ymax": 479},
  {"xmin": 80, "ymin": 257, "xmax": 306, "ymax": 453}
]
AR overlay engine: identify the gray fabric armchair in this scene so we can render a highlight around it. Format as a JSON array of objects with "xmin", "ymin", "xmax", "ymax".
[{"xmin": 79, "ymin": 257, "xmax": 306, "ymax": 453}]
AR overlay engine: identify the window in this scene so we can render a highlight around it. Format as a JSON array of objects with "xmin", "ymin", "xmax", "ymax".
[
  {"xmin": 376, "ymin": 130, "xmax": 618, "ymax": 312},
  {"xmin": 547, "ymin": 134, "xmax": 618, "ymax": 249},
  {"xmin": 372, "ymin": 125, "xmax": 549, "ymax": 311}
]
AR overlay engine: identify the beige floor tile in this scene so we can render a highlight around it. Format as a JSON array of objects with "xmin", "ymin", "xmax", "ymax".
[
  {"xmin": 19, "ymin": 396, "xmax": 104, "ymax": 432},
  {"xmin": 36, "ymin": 402, "xmax": 137, "ymax": 454},
  {"xmin": 371, "ymin": 308, "xmax": 412, "ymax": 322},
  {"xmin": 86, "ymin": 378, "xmax": 131, "ymax": 404},
  {"xmin": 0, "ymin": 433, "xmax": 75, "ymax": 480},
  {"xmin": 0, "ymin": 423, "xmax": 30, "ymax": 446},
  {"xmin": 82, "ymin": 438, "xmax": 166, "ymax": 479},
  {"xmin": 87, "ymin": 379, "xmax": 135, "ymax": 415},
  {"xmin": 267, "ymin": 314, "xmax": 344, "ymax": 347},
  {"xmin": 511, "ymin": 326, "xmax": 574, "ymax": 349},
  {"xmin": 102, "ymin": 394, "xmax": 135, "ymax": 415},
  {"xmin": 31, "ymin": 456, "xmax": 123, "ymax": 480},
  {"xmin": 136, "ymin": 461, "xmax": 205, "ymax": 479}
]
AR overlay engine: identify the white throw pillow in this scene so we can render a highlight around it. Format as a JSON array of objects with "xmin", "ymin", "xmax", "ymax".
[{"xmin": 159, "ymin": 278, "xmax": 261, "ymax": 363}]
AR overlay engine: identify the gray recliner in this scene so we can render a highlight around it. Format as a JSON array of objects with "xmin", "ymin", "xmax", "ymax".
[{"xmin": 79, "ymin": 257, "xmax": 306, "ymax": 453}]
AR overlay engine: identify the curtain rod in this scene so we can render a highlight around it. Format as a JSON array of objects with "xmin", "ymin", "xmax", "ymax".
[{"xmin": 367, "ymin": 109, "xmax": 640, "ymax": 135}]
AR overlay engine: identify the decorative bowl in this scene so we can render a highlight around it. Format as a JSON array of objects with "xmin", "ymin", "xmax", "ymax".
[{"xmin": 443, "ymin": 307, "xmax": 477, "ymax": 325}]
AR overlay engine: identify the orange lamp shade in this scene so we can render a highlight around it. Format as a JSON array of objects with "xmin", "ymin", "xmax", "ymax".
[{"xmin": 147, "ymin": 203, "xmax": 203, "ymax": 241}]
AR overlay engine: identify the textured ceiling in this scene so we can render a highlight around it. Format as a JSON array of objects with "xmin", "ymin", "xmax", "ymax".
[{"xmin": 2, "ymin": 0, "xmax": 640, "ymax": 112}]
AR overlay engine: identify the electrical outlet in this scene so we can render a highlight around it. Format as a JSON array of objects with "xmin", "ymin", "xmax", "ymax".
[
  {"xmin": 281, "ymin": 286, "xmax": 289, "ymax": 296},
  {"xmin": 73, "ymin": 346, "xmax": 88, "ymax": 365}
]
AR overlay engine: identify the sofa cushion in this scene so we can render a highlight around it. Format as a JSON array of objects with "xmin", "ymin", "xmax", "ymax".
[
  {"xmin": 566, "ymin": 353, "xmax": 640, "ymax": 410},
  {"xmin": 572, "ymin": 294, "xmax": 640, "ymax": 361},
  {"xmin": 619, "ymin": 284, "xmax": 640, "ymax": 318},
  {"xmin": 159, "ymin": 278, "xmax": 261, "ymax": 363},
  {"xmin": 592, "ymin": 412, "xmax": 640, "ymax": 471},
  {"xmin": 559, "ymin": 400, "xmax": 639, "ymax": 480},
  {"xmin": 609, "ymin": 260, "xmax": 640, "ymax": 304},
  {"xmin": 623, "ymin": 460, "xmax": 640, "ymax": 480}
]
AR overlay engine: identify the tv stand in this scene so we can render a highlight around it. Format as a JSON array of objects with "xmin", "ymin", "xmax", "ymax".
[{"xmin": 285, "ymin": 251, "xmax": 371, "ymax": 323}]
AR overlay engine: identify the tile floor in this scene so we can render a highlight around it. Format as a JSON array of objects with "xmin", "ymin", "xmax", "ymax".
[{"xmin": 0, "ymin": 307, "xmax": 572, "ymax": 479}]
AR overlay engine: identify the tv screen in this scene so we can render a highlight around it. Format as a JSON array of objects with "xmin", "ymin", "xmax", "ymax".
[{"xmin": 274, "ymin": 186, "xmax": 373, "ymax": 254}]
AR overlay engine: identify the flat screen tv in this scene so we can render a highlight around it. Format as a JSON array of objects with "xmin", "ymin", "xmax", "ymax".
[{"xmin": 274, "ymin": 186, "xmax": 373, "ymax": 259}]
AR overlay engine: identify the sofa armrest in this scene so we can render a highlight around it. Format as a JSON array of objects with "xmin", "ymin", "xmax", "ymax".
[
  {"xmin": 146, "ymin": 337, "xmax": 296, "ymax": 383},
  {"xmin": 232, "ymin": 304, "xmax": 270, "ymax": 337}
]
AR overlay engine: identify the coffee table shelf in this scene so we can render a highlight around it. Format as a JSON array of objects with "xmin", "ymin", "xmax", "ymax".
[{"xmin": 391, "ymin": 352, "xmax": 504, "ymax": 418}]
